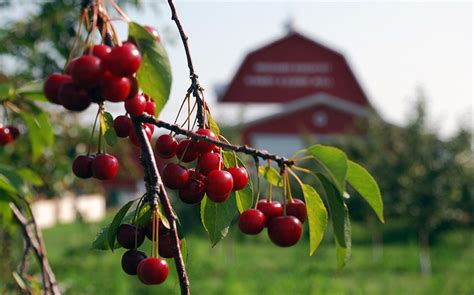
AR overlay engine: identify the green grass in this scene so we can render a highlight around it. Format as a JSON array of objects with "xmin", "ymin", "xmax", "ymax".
[{"xmin": 40, "ymin": 219, "xmax": 473, "ymax": 295}]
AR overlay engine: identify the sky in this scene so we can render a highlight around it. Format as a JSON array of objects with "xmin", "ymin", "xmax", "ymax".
[{"xmin": 120, "ymin": 1, "xmax": 472, "ymax": 137}]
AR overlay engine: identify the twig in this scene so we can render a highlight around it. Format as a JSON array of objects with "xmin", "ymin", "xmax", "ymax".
[{"xmin": 138, "ymin": 114, "xmax": 295, "ymax": 168}]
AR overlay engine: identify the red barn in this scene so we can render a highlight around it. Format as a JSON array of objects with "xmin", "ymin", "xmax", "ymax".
[{"xmin": 217, "ymin": 30, "xmax": 372, "ymax": 155}]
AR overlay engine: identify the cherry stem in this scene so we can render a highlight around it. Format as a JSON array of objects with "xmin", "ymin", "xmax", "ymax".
[
  {"xmin": 253, "ymin": 156, "xmax": 261, "ymax": 209},
  {"xmin": 87, "ymin": 107, "xmax": 101, "ymax": 155}
]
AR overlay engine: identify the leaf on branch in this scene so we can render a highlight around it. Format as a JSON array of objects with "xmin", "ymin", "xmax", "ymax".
[
  {"xmin": 318, "ymin": 173, "xmax": 351, "ymax": 268},
  {"xmin": 106, "ymin": 200, "xmax": 135, "ymax": 251},
  {"xmin": 0, "ymin": 82, "xmax": 15, "ymax": 99},
  {"xmin": 347, "ymin": 161, "xmax": 384, "ymax": 223},
  {"xmin": 207, "ymin": 113, "xmax": 220, "ymax": 136},
  {"xmin": 16, "ymin": 80, "xmax": 48, "ymax": 102},
  {"xmin": 19, "ymin": 103, "xmax": 54, "ymax": 162},
  {"xmin": 200, "ymin": 195, "xmax": 238, "ymax": 246},
  {"xmin": 300, "ymin": 183, "xmax": 328, "ymax": 256},
  {"xmin": 258, "ymin": 166, "xmax": 283, "ymax": 187},
  {"xmin": 0, "ymin": 175, "xmax": 18, "ymax": 195},
  {"xmin": 128, "ymin": 22, "xmax": 172, "ymax": 117},
  {"xmin": 17, "ymin": 168, "xmax": 43, "ymax": 186},
  {"xmin": 307, "ymin": 144, "xmax": 348, "ymax": 194},
  {"xmin": 104, "ymin": 128, "xmax": 117, "ymax": 147}
]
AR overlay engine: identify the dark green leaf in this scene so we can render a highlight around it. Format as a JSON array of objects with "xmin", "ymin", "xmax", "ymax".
[
  {"xmin": 0, "ymin": 165, "xmax": 25, "ymax": 192},
  {"xmin": 258, "ymin": 166, "xmax": 283, "ymax": 187},
  {"xmin": 104, "ymin": 128, "xmax": 117, "ymax": 147},
  {"xmin": 0, "ymin": 82, "xmax": 15, "ymax": 99},
  {"xmin": 19, "ymin": 105, "xmax": 54, "ymax": 161},
  {"xmin": 347, "ymin": 161, "xmax": 384, "ymax": 223},
  {"xmin": 17, "ymin": 168, "xmax": 43, "ymax": 186},
  {"xmin": 0, "ymin": 175, "xmax": 18, "ymax": 194},
  {"xmin": 307, "ymin": 144, "xmax": 348, "ymax": 193},
  {"xmin": 103, "ymin": 112, "xmax": 114, "ymax": 128},
  {"xmin": 128, "ymin": 22, "xmax": 172, "ymax": 117},
  {"xmin": 91, "ymin": 225, "xmax": 113, "ymax": 250},
  {"xmin": 107, "ymin": 200, "xmax": 135, "ymax": 251},
  {"xmin": 200, "ymin": 195, "xmax": 238, "ymax": 246},
  {"xmin": 335, "ymin": 204, "xmax": 351, "ymax": 268},
  {"xmin": 301, "ymin": 183, "xmax": 328, "ymax": 255}
]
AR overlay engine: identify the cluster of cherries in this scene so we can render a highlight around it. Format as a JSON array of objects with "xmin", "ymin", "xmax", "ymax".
[
  {"xmin": 154, "ymin": 129, "xmax": 249, "ymax": 204},
  {"xmin": 239, "ymin": 198, "xmax": 307, "ymax": 247},
  {"xmin": 117, "ymin": 212, "xmax": 178, "ymax": 285},
  {"xmin": 0, "ymin": 125, "xmax": 20, "ymax": 146}
]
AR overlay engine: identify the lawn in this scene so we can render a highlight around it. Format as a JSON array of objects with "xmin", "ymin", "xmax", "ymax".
[{"xmin": 38, "ymin": 216, "xmax": 474, "ymax": 295}]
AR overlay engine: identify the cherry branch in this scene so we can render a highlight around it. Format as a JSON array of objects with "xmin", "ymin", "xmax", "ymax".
[
  {"xmin": 167, "ymin": 0, "xmax": 205, "ymax": 129},
  {"xmin": 138, "ymin": 114, "xmax": 295, "ymax": 168},
  {"xmin": 10, "ymin": 202, "xmax": 61, "ymax": 295}
]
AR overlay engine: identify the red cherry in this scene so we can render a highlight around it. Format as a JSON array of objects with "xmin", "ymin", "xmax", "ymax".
[
  {"xmin": 72, "ymin": 154, "xmax": 95, "ymax": 179},
  {"xmin": 238, "ymin": 209, "xmax": 266, "ymax": 235},
  {"xmin": 178, "ymin": 177, "xmax": 206, "ymax": 204},
  {"xmin": 121, "ymin": 249, "xmax": 147, "ymax": 275},
  {"xmin": 92, "ymin": 153, "xmax": 118, "ymax": 180},
  {"xmin": 145, "ymin": 100, "xmax": 156, "ymax": 115},
  {"xmin": 84, "ymin": 44, "xmax": 111, "ymax": 61},
  {"xmin": 144, "ymin": 25, "xmax": 161, "ymax": 41},
  {"xmin": 176, "ymin": 139, "xmax": 198, "ymax": 163},
  {"xmin": 256, "ymin": 200, "xmax": 283, "ymax": 226},
  {"xmin": 65, "ymin": 59, "xmax": 76, "ymax": 75},
  {"xmin": 195, "ymin": 129, "xmax": 217, "ymax": 153},
  {"xmin": 267, "ymin": 216, "xmax": 303, "ymax": 247},
  {"xmin": 145, "ymin": 123, "xmax": 155, "ymax": 134},
  {"xmin": 116, "ymin": 224, "xmax": 145, "ymax": 249},
  {"xmin": 70, "ymin": 55, "xmax": 102, "ymax": 88},
  {"xmin": 0, "ymin": 128, "xmax": 13, "ymax": 145},
  {"xmin": 44, "ymin": 74, "xmax": 72, "ymax": 104},
  {"xmin": 155, "ymin": 134, "xmax": 178, "ymax": 159},
  {"xmin": 125, "ymin": 94, "xmax": 146, "ymax": 116},
  {"xmin": 188, "ymin": 169, "xmax": 206, "ymax": 183},
  {"xmin": 113, "ymin": 115, "xmax": 132, "ymax": 138},
  {"xmin": 158, "ymin": 233, "xmax": 182, "ymax": 258},
  {"xmin": 227, "ymin": 167, "xmax": 249, "ymax": 191},
  {"xmin": 6, "ymin": 126, "xmax": 20, "ymax": 139},
  {"xmin": 197, "ymin": 152, "xmax": 223, "ymax": 175},
  {"xmin": 144, "ymin": 219, "xmax": 168, "ymax": 240},
  {"xmin": 205, "ymin": 170, "xmax": 233, "ymax": 203},
  {"xmin": 101, "ymin": 71, "xmax": 131, "ymax": 102},
  {"xmin": 137, "ymin": 257, "xmax": 168, "ymax": 285},
  {"xmin": 58, "ymin": 82, "xmax": 91, "ymax": 111},
  {"xmin": 129, "ymin": 125, "xmax": 152, "ymax": 147},
  {"xmin": 162, "ymin": 163, "xmax": 189, "ymax": 189},
  {"xmin": 105, "ymin": 43, "xmax": 141, "ymax": 77},
  {"xmin": 286, "ymin": 199, "xmax": 307, "ymax": 223}
]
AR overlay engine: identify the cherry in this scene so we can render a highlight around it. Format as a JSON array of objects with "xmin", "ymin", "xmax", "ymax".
[
  {"xmin": 178, "ymin": 176, "xmax": 206, "ymax": 204},
  {"xmin": 137, "ymin": 257, "xmax": 168, "ymax": 285},
  {"xmin": 145, "ymin": 100, "xmax": 155, "ymax": 115},
  {"xmin": 238, "ymin": 209, "xmax": 266, "ymax": 235},
  {"xmin": 72, "ymin": 154, "xmax": 95, "ymax": 179},
  {"xmin": 197, "ymin": 152, "xmax": 223, "ymax": 175},
  {"xmin": 43, "ymin": 74, "xmax": 72, "ymax": 104},
  {"xmin": 144, "ymin": 219, "xmax": 168, "ymax": 240},
  {"xmin": 162, "ymin": 163, "xmax": 189, "ymax": 189},
  {"xmin": 101, "ymin": 71, "xmax": 131, "ymax": 102},
  {"xmin": 70, "ymin": 55, "xmax": 102, "ymax": 88},
  {"xmin": 84, "ymin": 44, "xmax": 111, "ymax": 61},
  {"xmin": 113, "ymin": 115, "xmax": 132, "ymax": 138},
  {"xmin": 205, "ymin": 170, "xmax": 233, "ymax": 203},
  {"xmin": 6, "ymin": 126, "xmax": 19, "ymax": 140},
  {"xmin": 121, "ymin": 249, "xmax": 147, "ymax": 275},
  {"xmin": 256, "ymin": 200, "xmax": 283, "ymax": 226},
  {"xmin": 144, "ymin": 25, "xmax": 161, "ymax": 41},
  {"xmin": 176, "ymin": 139, "xmax": 199, "ymax": 163},
  {"xmin": 267, "ymin": 216, "xmax": 303, "ymax": 247},
  {"xmin": 129, "ymin": 125, "xmax": 153, "ymax": 147},
  {"xmin": 195, "ymin": 129, "xmax": 217, "ymax": 153},
  {"xmin": 116, "ymin": 224, "xmax": 145, "ymax": 249},
  {"xmin": 145, "ymin": 123, "xmax": 155, "ymax": 134},
  {"xmin": 65, "ymin": 59, "xmax": 76, "ymax": 75},
  {"xmin": 0, "ymin": 127, "xmax": 13, "ymax": 145},
  {"xmin": 155, "ymin": 134, "xmax": 178, "ymax": 159},
  {"xmin": 159, "ymin": 233, "xmax": 182, "ymax": 258},
  {"xmin": 227, "ymin": 167, "xmax": 249, "ymax": 191},
  {"xmin": 188, "ymin": 169, "xmax": 206, "ymax": 183},
  {"xmin": 58, "ymin": 82, "xmax": 91, "ymax": 112},
  {"xmin": 92, "ymin": 153, "xmax": 118, "ymax": 180},
  {"xmin": 105, "ymin": 43, "xmax": 141, "ymax": 77},
  {"xmin": 125, "ymin": 94, "xmax": 146, "ymax": 116},
  {"xmin": 286, "ymin": 198, "xmax": 307, "ymax": 223}
]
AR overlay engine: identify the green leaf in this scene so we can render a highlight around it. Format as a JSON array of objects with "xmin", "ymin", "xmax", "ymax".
[
  {"xmin": 104, "ymin": 128, "xmax": 117, "ymax": 147},
  {"xmin": 0, "ymin": 165, "xmax": 25, "ymax": 193},
  {"xmin": 180, "ymin": 238, "xmax": 188, "ymax": 265},
  {"xmin": 208, "ymin": 113, "xmax": 220, "ymax": 136},
  {"xmin": 107, "ymin": 200, "xmax": 135, "ymax": 251},
  {"xmin": 347, "ymin": 161, "xmax": 384, "ymax": 223},
  {"xmin": 0, "ymin": 175, "xmax": 18, "ymax": 195},
  {"xmin": 301, "ymin": 184, "xmax": 328, "ymax": 255},
  {"xmin": 19, "ymin": 104, "xmax": 54, "ymax": 161},
  {"xmin": 258, "ymin": 166, "xmax": 283, "ymax": 187},
  {"xmin": 200, "ymin": 195, "xmax": 238, "ymax": 246},
  {"xmin": 318, "ymin": 174, "xmax": 351, "ymax": 267},
  {"xmin": 307, "ymin": 145, "xmax": 348, "ymax": 193},
  {"xmin": 128, "ymin": 22, "xmax": 172, "ymax": 117},
  {"xmin": 92, "ymin": 225, "xmax": 113, "ymax": 250},
  {"xmin": 17, "ymin": 168, "xmax": 43, "ymax": 186},
  {"xmin": 0, "ymin": 82, "xmax": 15, "ymax": 99},
  {"xmin": 222, "ymin": 150, "xmax": 236, "ymax": 168},
  {"xmin": 16, "ymin": 80, "xmax": 47, "ymax": 101}
]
